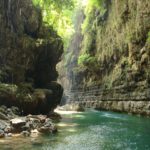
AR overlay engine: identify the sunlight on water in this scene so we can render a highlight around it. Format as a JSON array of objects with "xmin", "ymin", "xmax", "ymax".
[
  {"xmin": 57, "ymin": 122, "xmax": 78, "ymax": 127},
  {"xmin": 100, "ymin": 112, "xmax": 128, "ymax": 120},
  {"xmin": 73, "ymin": 114, "xmax": 85, "ymax": 119},
  {"xmin": 1, "ymin": 109, "xmax": 150, "ymax": 150},
  {"xmin": 55, "ymin": 109, "xmax": 82, "ymax": 115}
]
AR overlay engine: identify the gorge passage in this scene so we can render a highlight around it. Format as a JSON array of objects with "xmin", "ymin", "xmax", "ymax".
[{"xmin": 0, "ymin": 0, "xmax": 150, "ymax": 149}]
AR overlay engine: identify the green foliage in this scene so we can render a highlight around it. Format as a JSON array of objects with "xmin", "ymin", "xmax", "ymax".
[
  {"xmin": 16, "ymin": 83, "xmax": 34, "ymax": 102},
  {"xmin": 81, "ymin": 0, "xmax": 107, "ymax": 55},
  {"xmin": 83, "ymin": 29, "xmax": 96, "ymax": 53},
  {"xmin": 17, "ymin": 83, "xmax": 34, "ymax": 94},
  {"xmin": 78, "ymin": 53, "xmax": 90, "ymax": 65},
  {"xmin": 32, "ymin": 0, "xmax": 75, "ymax": 9},
  {"xmin": 0, "ymin": 70, "xmax": 3, "ymax": 82},
  {"xmin": 32, "ymin": 0, "xmax": 76, "ymax": 47},
  {"xmin": 0, "ymin": 84, "xmax": 17, "ymax": 98},
  {"xmin": 84, "ymin": 0, "xmax": 105, "ymax": 11},
  {"xmin": 147, "ymin": 31, "xmax": 150, "ymax": 44},
  {"xmin": 82, "ymin": 8, "xmax": 95, "ymax": 33},
  {"xmin": 78, "ymin": 53, "xmax": 97, "ymax": 66},
  {"xmin": 82, "ymin": 0, "xmax": 106, "ymax": 33}
]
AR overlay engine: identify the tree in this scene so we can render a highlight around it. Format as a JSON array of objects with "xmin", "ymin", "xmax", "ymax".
[{"xmin": 32, "ymin": 0, "xmax": 76, "ymax": 47}]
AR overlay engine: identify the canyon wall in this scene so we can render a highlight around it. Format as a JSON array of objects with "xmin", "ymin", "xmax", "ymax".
[
  {"xmin": 60, "ymin": 0, "xmax": 150, "ymax": 115},
  {"xmin": 0, "ymin": 0, "xmax": 63, "ymax": 114}
]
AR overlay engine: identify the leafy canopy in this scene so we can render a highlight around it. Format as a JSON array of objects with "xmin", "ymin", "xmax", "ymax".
[
  {"xmin": 78, "ymin": 54, "xmax": 97, "ymax": 66},
  {"xmin": 82, "ymin": 0, "xmax": 106, "ymax": 33},
  {"xmin": 32, "ymin": 0, "xmax": 77, "ymax": 47}
]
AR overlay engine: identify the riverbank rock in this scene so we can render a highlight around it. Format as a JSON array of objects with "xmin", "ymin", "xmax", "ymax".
[
  {"xmin": 10, "ymin": 118, "xmax": 26, "ymax": 128},
  {"xmin": 0, "ymin": 83, "xmax": 63, "ymax": 115},
  {"xmin": 71, "ymin": 100, "xmax": 150, "ymax": 117},
  {"xmin": 38, "ymin": 118, "xmax": 57, "ymax": 134},
  {"xmin": 0, "ymin": 105, "xmax": 21, "ymax": 121},
  {"xmin": 0, "ymin": 105, "xmax": 60, "ymax": 138},
  {"xmin": 10, "ymin": 118, "xmax": 26, "ymax": 133},
  {"xmin": 0, "ymin": 129, "xmax": 5, "ymax": 138},
  {"xmin": 47, "ymin": 112, "xmax": 62, "ymax": 120},
  {"xmin": 0, "ymin": 121, "xmax": 7, "ymax": 130},
  {"xmin": 0, "ymin": 112, "xmax": 9, "ymax": 120},
  {"xmin": 0, "ymin": 115, "xmax": 58, "ymax": 137},
  {"xmin": 21, "ymin": 131, "xmax": 30, "ymax": 137},
  {"xmin": 0, "ymin": 0, "xmax": 63, "ymax": 114}
]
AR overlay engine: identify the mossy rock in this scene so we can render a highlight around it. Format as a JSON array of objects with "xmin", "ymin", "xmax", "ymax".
[
  {"xmin": 0, "ymin": 82, "xmax": 63, "ymax": 115},
  {"xmin": 0, "ymin": 84, "xmax": 17, "ymax": 106}
]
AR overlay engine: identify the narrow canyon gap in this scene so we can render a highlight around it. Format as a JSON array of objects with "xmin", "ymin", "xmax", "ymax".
[{"xmin": 0, "ymin": 0, "xmax": 150, "ymax": 149}]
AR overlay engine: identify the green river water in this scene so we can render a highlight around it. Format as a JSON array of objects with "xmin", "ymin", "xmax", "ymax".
[{"xmin": 0, "ymin": 109, "xmax": 150, "ymax": 150}]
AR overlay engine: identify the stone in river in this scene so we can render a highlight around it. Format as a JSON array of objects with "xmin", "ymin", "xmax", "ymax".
[
  {"xmin": 0, "ymin": 120, "xmax": 7, "ymax": 130},
  {"xmin": 0, "ymin": 112, "xmax": 9, "ymax": 120},
  {"xmin": 21, "ymin": 131, "xmax": 30, "ymax": 137},
  {"xmin": 10, "ymin": 118, "xmax": 26, "ymax": 128},
  {"xmin": 0, "ymin": 129, "xmax": 5, "ymax": 138}
]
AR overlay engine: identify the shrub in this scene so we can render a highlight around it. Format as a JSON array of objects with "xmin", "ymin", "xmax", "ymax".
[
  {"xmin": 78, "ymin": 53, "xmax": 97, "ymax": 66},
  {"xmin": 147, "ymin": 31, "xmax": 150, "ymax": 44}
]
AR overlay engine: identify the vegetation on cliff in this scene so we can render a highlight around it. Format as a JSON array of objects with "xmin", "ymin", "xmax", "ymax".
[
  {"xmin": 0, "ymin": 0, "xmax": 150, "ymax": 114},
  {"xmin": 62, "ymin": 0, "xmax": 150, "ymax": 91},
  {"xmin": 32, "ymin": 0, "xmax": 76, "ymax": 47},
  {"xmin": 0, "ymin": 0, "xmax": 66, "ymax": 114}
]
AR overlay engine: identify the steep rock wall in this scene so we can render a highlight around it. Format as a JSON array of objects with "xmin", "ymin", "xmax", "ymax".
[
  {"xmin": 76, "ymin": 0, "xmax": 150, "ymax": 89},
  {"xmin": 60, "ymin": 0, "xmax": 150, "ymax": 115},
  {"xmin": 0, "ymin": 0, "xmax": 63, "ymax": 114}
]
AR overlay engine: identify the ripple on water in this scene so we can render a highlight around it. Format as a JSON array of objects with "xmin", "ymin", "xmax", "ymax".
[
  {"xmin": 43, "ymin": 132, "xmax": 103, "ymax": 150},
  {"xmin": 42, "ymin": 124, "xmax": 135, "ymax": 150},
  {"xmin": 100, "ymin": 112, "xmax": 127, "ymax": 120},
  {"xmin": 1, "ymin": 110, "xmax": 150, "ymax": 150}
]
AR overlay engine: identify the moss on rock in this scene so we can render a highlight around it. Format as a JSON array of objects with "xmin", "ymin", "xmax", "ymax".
[{"xmin": 0, "ymin": 0, "xmax": 64, "ymax": 114}]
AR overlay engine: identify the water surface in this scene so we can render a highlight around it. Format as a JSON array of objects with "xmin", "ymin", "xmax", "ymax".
[{"xmin": 0, "ymin": 109, "xmax": 150, "ymax": 150}]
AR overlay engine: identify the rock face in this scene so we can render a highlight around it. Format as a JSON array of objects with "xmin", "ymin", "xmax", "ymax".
[
  {"xmin": 68, "ymin": 100, "xmax": 150, "ymax": 116},
  {"xmin": 57, "ymin": 9, "xmax": 84, "ymax": 104},
  {"xmin": 0, "ymin": 106, "xmax": 59, "ymax": 138},
  {"xmin": 0, "ymin": 0, "xmax": 63, "ymax": 114},
  {"xmin": 0, "ymin": 83, "xmax": 63, "ymax": 115},
  {"xmin": 10, "ymin": 118, "xmax": 26, "ymax": 127},
  {"xmin": 58, "ymin": 0, "xmax": 150, "ymax": 115}
]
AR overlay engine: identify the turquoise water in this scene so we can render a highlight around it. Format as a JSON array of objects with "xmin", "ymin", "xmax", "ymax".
[{"xmin": 1, "ymin": 109, "xmax": 150, "ymax": 150}]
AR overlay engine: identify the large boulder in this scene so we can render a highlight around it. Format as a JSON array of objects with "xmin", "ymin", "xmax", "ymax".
[
  {"xmin": 0, "ymin": 120, "xmax": 7, "ymax": 130},
  {"xmin": 0, "ymin": 83, "xmax": 63, "ymax": 114},
  {"xmin": 10, "ymin": 118, "xmax": 26, "ymax": 128},
  {"xmin": 0, "ymin": 0, "xmax": 63, "ymax": 84},
  {"xmin": 0, "ymin": 0, "xmax": 63, "ymax": 113}
]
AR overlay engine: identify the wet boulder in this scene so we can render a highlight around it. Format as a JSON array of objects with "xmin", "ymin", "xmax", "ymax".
[
  {"xmin": 0, "ymin": 83, "xmax": 63, "ymax": 115},
  {"xmin": 47, "ymin": 112, "xmax": 62, "ymax": 120},
  {"xmin": 21, "ymin": 131, "xmax": 30, "ymax": 137},
  {"xmin": 0, "ymin": 0, "xmax": 64, "ymax": 115},
  {"xmin": 4, "ymin": 125, "xmax": 13, "ymax": 134},
  {"xmin": 11, "ymin": 106, "xmax": 21, "ymax": 115},
  {"xmin": 38, "ymin": 119, "xmax": 57, "ymax": 134},
  {"xmin": 0, "ymin": 129, "xmax": 5, "ymax": 138},
  {"xmin": 0, "ymin": 120, "xmax": 7, "ymax": 130},
  {"xmin": 10, "ymin": 118, "xmax": 26, "ymax": 126},
  {"xmin": 0, "ymin": 112, "xmax": 9, "ymax": 120}
]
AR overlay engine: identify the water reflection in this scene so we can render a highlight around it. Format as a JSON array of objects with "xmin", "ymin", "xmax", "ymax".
[{"xmin": 1, "ymin": 109, "xmax": 150, "ymax": 150}]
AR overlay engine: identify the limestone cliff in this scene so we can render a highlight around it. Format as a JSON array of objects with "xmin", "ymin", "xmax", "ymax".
[
  {"xmin": 0, "ymin": 0, "xmax": 63, "ymax": 114},
  {"xmin": 59, "ymin": 0, "xmax": 150, "ymax": 115}
]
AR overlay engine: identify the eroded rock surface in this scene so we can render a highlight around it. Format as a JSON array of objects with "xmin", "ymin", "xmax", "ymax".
[
  {"xmin": 0, "ymin": 0, "xmax": 63, "ymax": 114},
  {"xmin": 0, "ymin": 106, "xmax": 59, "ymax": 138}
]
